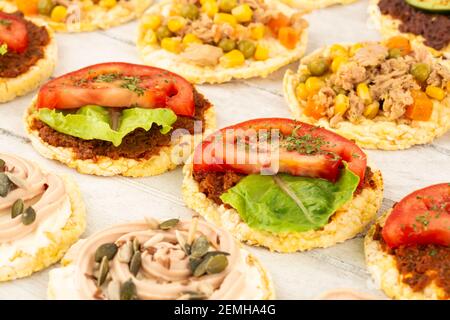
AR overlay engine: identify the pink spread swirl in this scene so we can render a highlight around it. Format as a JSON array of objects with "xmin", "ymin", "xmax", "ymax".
[
  {"xmin": 71, "ymin": 220, "xmax": 263, "ymax": 300},
  {"xmin": 0, "ymin": 153, "xmax": 67, "ymax": 243}
]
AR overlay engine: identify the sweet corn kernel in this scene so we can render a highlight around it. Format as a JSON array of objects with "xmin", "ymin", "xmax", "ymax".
[
  {"xmin": 161, "ymin": 37, "xmax": 182, "ymax": 53},
  {"xmin": 250, "ymin": 24, "xmax": 265, "ymax": 40},
  {"xmin": 334, "ymin": 94, "xmax": 350, "ymax": 115},
  {"xmin": 51, "ymin": 5, "xmax": 68, "ymax": 22},
  {"xmin": 329, "ymin": 44, "xmax": 348, "ymax": 59},
  {"xmin": 295, "ymin": 83, "xmax": 308, "ymax": 100},
  {"xmin": 254, "ymin": 44, "xmax": 269, "ymax": 61},
  {"xmin": 425, "ymin": 86, "xmax": 445, "ymax": 101},
  {"xmin": 356, "ymin": 83, "xmax": 372, "ymax": 104},
  {"xmin": 305, "ymin": 77, "xmax": 325, "ymax": 94},
  {"xmin": 331, "ymin": 56, "xmax": 348, "ymax": 73},
  {"xmin": 142, "ymin": 14, "xmax": 162, "ymax": 30},
  {"xmin": 202, "ymin": 0, "xmax": 218, "ymax": 18},
  {"xmin": 169, "ymin": 3, "xmax": 182, "ymax": 16},
  {"xmin": 231, "ymin": 4, "xmax": 253, "ymax": 23},
  {"xmin": 214, "ymin": 13, "xmax": 237, "ymax": 26},
  {"xmin": 144, "ymin": 30, "xmax": 157, "ymax": 45},
  {"xmin": 349, "ymin": 43, "xmax": 363, "ymax": 56},
  {"xmin": 182, "ymin": 33, "xmax": 202, "ymax": 46},
  {"xmin": 363, "ymin": 101, "xmax": 380, "ymax": 119},
  {"xmin": 167, "ymin": 17, "xmax": 186, "ymax": 32},
  {"xmin": 99, "ymin": 0, "xmax": 117, "ymax": 9},
  {"xmin": 220, "ymin": 49, "xmax": 245, "ymax": 68}
]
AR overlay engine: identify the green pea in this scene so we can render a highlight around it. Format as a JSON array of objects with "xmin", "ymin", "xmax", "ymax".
[
  {"xmin": 181, "ymin": 4, "xmax": 199, "ymax": 20},
  {"xmin": 38, "ymin": 0, "xmax": 55, "ymax": 15},
  {"xmin": 218, "ymin": 38, "xmax": 236, "ymax": 52},
  {"xmin": 218, "ymin": 0, "xmax": 237, "ymax": 12},
  {"xmin": 388, "ymin": 48, "xmax": 402, "ymax": 59},
  {"xmin": 411, "ymin": 63, "xmax": 431, "ymax": 82},
  {"xmin": 307, "ymin": 57, "xmax": 329, "ymax": 76},
  {"xmin": 237, "ymin": 40, "xmax": 256, "ymax": 59},
  {"xmin": 155, "ymin": 25, "xmax": 173, "ymax": 41}
]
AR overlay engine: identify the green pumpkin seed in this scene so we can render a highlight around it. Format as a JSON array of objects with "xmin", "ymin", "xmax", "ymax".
[
  {"xmin": 182, "ymin": 291, "xmax": 207, "ymax": 300},
  {"xmin": 0, "ymin": 159, "xmax": 5, "ymax": 171},
  {"xmin": 94, "ymin": 243, "xmax": 118, "ymax": 263},
  {"xmin": 21, "ymin": 207, "xmax": 36, "ymax": 225},
  {"xmin": 189, "ymin": 256, "xmax": 202, "ymax": 273},
  {"xmin": 203, "ymin": 251, "xmax": 230, "ymax": 259},
  {"xmin": 206, "ymin": 254, "xmax": 228, "ymax": 275},
  {"xmin": 11, "ymin": 199, "xmax": 24, "ymax": 219},
  {"xmin": 0, "ymin": 173, "xmax": 11, "ymax": 197},
  {"xmin": 129, "ymin": 251, "xmax": 142, "ymax": 276},
  {"xmin": 132, "ymin": 237, "xmax": 140, "ymax": 253},
  {"xmin": 159, "ymin": 218, "xmax": 179, "ymax": 230},
  {"xmin": 120, "ymin": 279, "xmax": 138, "ymax": 300},
  {"xmin": 97, "ymin": 256, "xmax": 109, "ymax": 287},
  {"xmin": 193, "ymin": 256, "xmax": 211, "ymax": 277},
  {"xmin": 190, "ymin": 236, "xmax": 209, "ymax": 258}
]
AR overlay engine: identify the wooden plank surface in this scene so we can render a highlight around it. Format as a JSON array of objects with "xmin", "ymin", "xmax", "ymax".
[{"xmin": 0, "ymin": 0, "xmax": 449, "ymax": 300}]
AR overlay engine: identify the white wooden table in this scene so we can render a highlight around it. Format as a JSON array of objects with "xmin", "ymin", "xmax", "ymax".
[{"xmin": 0, "ymin": 0, "xmax": 449, "ymax": 300}]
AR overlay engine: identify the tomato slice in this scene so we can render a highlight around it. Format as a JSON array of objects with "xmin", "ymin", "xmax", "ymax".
[
  {"xmin": 37, "ymin": 62, "xmax": 195, "ymax": 117},
  {"xmin": 193, "ymin": 118, "xmax": 367, "ymax": 184},
  {"xmin": 382, "ymin": 183, "xmax": 450, "ymax": 248},
  {"xmin": 0, "ymin": 12, "xmax": 28, "ymax": 53}
]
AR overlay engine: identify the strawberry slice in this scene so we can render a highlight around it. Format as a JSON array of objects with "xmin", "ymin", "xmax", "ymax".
[
  {"xmin": 382, "ymin": 183, "xmax": 450, "ymax": 248},
  {"xmin": 0, "ymin": 12, "xmax": 28, "ymax": 53},
  {"xmin": 193, "ymin": 118, "xmax": 367, "ymax": 184},
  {"xmin": 37, "ymin": 63, "xmax": 196, "ymax": 117}
]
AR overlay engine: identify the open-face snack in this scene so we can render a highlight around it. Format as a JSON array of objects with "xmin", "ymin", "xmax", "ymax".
[
  {"xmin": 369, "ymin": 0, "xmax": 450, "ymax": 55},
  {"xmin": 284, "ymin": 38, "xmax": 450, "ymax": 150},
  {"xmin": 0, "ymin": 0, "xmax": 152, "ymax": 32},
  {"xmin": 0, "ymin": 11, "xmax": 57, "ymax": 103},
  {"xmin": 278, "ymin": 0, "xmax": 358, "ymax": 10},
  {"xmin": 48, "ymin": 217, "xmax": 275, "ymax": 299},
  {"xmin": 0, "ymin": 153, "xmax": 86, "ymax": 281},
  {"xmin": 137, "ymin": 0, "xmax": 308, "ymax": 84},
  {"xmin": 24, "ymin": 62, "xmax": 216, "ymax": 177},
  {"xmin": 365, "ymin": 183, "xmax": 450, "ymax": 300},
  {"xmin": 182, "ymin": 118, "xmax": 383, "ymax": 253}
]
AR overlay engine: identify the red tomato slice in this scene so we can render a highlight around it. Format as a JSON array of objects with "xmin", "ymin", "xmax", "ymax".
[
  {"xmin": 0, "ymin": 12, "xmax": 28, "ymax": 53},
  {"xmin": 382, "ymin": 183, "xmax": 450, "ymax": 248},
  {"xmin": 193, "ymin": 118, "xmax": 367, "ymax": 184},
  {"xmin": 37, "ymin": 62, "xmax": 195, "ymax": 117}
]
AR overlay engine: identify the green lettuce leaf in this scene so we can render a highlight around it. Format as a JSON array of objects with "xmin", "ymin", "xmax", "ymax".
[
  {"xmin": 37, "ymin": 106, "xmax": 177, "ymax": 147},
  {"xmin": 220, "ymin": 166, "xmax": 359, "ymax": 233}
]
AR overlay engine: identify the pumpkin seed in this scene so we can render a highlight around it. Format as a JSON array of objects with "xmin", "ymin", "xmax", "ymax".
[
  {"xmin": 21, "ymin": 207, "xmax": 36, "ymax": 225},
  {"xmin": 120, "ymin": 279, "xmax": 138, "ymax": 300},
  {"xmin": 189, "ymin": 256, "xmax": 202, "ymax": 273},
  {"xmin": 190, "ymin": 236, "xmax": 209, "ymax": 258},
  {"xmin": 206, "ymin": 254, "xmax": 228, "ymax": 275},
  {"xmin": 0, "ymin": 173, "xmax": 11, "ymax": 197},
  {"xmin": 94, "ymin": 243, "xmax": 118, "ymax": 263},
  {"xmin": 132, "ymin": 237, "xmax": 140, "ymax": 253},
  {"xmin": 0, "ymin": 159, "xmax": 5, "ymax": 171},
  {"xmin": 203, "ymin": 251, "xmax": 230, "ymax": 259},
  {"xmin": 175, "ymin": 230, "xmax": 190, "ymax": 255},
  {"xmin": 107, "ymin": 280, "xmax": 121, "ymax": 300},
  {"xmin": 11, "ymin": 199, "xmax": 24, "ymax": 218},
  {"xmin": 97, "ymin": 256, "xmax": 109, "ymax": 287},
  {"xmin": 118, "ymin": 240, "xmax": 133, "ymax": 263},
  {"xmin": 159, "ymin": 218, "xmax": 179, "ymax": 230},
  {"xmin": 193, "ymin": 256, "xmax": 211, "ymax": 277},
  {"xmin": 129, "ymin": 251, "xmax": 142, "ymax": 276},
  {"xmin": 179, "ymin": 291, "xmax": 207, "ymax": 300},
  {"xmin": 5, "ymin": 172, "xmax": 28, "ymax": 189}
]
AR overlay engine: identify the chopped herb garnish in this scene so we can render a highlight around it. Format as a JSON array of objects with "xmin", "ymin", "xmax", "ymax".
[
  {"xmin": 429, "ymin": 249, "xmax": 438, "ymax": 257},
  {"xmin": 94, "ymin": 73, "xmax": 121, "ymax": 83},
  {"xmin": 120, "ymin": 76, "xmax": 145, "ymax": 96},
  {"xmin": 282, "ymin": 127, "xmax": 329, "ymax": 155},
  {"xmin": 0, "ymin": 19, "xmax": 12, "ymax": 27}
]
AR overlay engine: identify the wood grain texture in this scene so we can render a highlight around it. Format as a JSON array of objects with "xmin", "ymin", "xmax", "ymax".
[{"xmin": 0, "ymin": 0, "xmax": 449, "ymax": 300}]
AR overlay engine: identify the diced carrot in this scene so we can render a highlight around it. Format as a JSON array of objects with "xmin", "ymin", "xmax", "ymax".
[
  {"xmin": 405, "ymin": 90, "xmax": 433, "ymax": 121},
  {"xmin": 386, "ymin": 36, "xmax": 412, "ymax": 56},
  {"xmin": 268, "ymin": 13, "xmax": 290, "ymax": 34},
  {"xmin": 278, "ymin": 27, "xmax": 299, "ymax": 50},
  {"xmin": 15, "ymin": 0, "xmax": 38, "ymax": 15},
  {"xmin": 304, "ymin": 97, "xmax": 325, "ymax": 120}
]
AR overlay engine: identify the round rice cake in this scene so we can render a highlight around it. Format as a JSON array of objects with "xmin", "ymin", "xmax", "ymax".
[
  {"xmin": 283, "ymin": 43, "xmax": 450, "ymax": 150},
  {"xmin": 0, "ymin": 18, "xmax": 57, "ymax": 103},
  {"xmin": 0, "ymin": 154, "xmax": 86, "ymax": 282},
  {"xmin": 182, "ymin": 157, "xmax": 384, "ymax": 253},
  {"xmin": 24, "ymin": 97, "xmax": 216, "ymax": 177},
  {"xmin": 364, "ymin": 210, "xmax": 448, "ymax": 300},
  {"xmin": 137, "ymin": 0, "xmax": 308, "ymax": 84},
  {"xmin": 0, "ymin": 0, "xmax": 152, "ymax": 32},
  {"xmin": 47, "ymin": 218, "xmax": 275, "ymax": 300},
  {"xmin": 278, "ymin": 0, "xmax": 358, "ymax": 10},
  {"xmin": 368, "ymin": 0, "xmax": 450, "ymax": 56}
]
